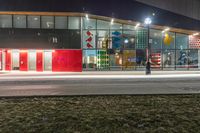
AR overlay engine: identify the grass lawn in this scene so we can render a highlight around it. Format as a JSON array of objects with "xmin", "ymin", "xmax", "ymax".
[{"xmin": 0, "ymin": 95, "xmax": 200, "ymax": 133}]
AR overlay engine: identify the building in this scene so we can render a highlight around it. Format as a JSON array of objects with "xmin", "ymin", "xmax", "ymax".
[{"xmin": 0, "ymin": 0, "xmax": 199, "ymax": 72}]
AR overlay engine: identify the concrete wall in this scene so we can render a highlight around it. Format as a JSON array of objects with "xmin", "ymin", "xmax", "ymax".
[{"xmin": 136, "ymin": 0, "xmax": 200, "ymax": 20}]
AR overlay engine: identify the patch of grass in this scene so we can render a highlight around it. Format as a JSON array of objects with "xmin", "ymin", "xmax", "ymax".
[{"xmin": 0, "ymin": 95, "xmax": 200, "ymax": 133}]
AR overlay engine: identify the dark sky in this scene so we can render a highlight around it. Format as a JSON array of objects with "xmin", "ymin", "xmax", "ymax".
[{"xmin": 0, "ymin": 0, "xmax": 199, "ymax": 31}]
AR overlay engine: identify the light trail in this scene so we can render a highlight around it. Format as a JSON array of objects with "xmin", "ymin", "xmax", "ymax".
[{"xmin": 0, "ymin": 74, "xmax": 200, "ymax": 80}]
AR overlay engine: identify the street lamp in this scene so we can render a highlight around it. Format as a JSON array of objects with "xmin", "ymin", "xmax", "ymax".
[{"xmin": 144, "ymin": 17, "xmax": 152, "ymax": 75}]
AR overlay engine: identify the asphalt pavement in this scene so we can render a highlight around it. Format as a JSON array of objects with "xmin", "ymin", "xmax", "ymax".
[{"xmin": 0, "ymin": 71, "xmax": 200, "ymax": 97}]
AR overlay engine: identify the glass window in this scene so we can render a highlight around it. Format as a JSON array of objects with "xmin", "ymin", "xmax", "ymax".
[
  {"xmin": 28, "ymin": 16, "xmax": 40, "ymax": 28},
  {"xmin": 176, "ymin": 33, "xmax": 188, "ymax": 49},
  {"xmin": 123, "ymin": 25, "xmax": 135, "ymax": 30},
  {"xmin": 55, "ymin": 16, "xmax": 67, "ymax": 29},
  {"xmin": 97, "ymin": 20, "xmax": 110, "ymax": 29},
  {"xmin": 83, "ymin": 50, "xmax": 97, "ymax": 69},
  {"xmin": 41, "ymin": 16, "xmax": 54, "ymax": 29},
  {"xmin": 123, "ymin": 50, "xmax": 136, "ymax": 70},
  {"xmin": 136, "ymin": 49, "xmax": 146, "ymax": 67},
  {"xmin": 68, "ymin": 17, "xmax": 80, "ymax": 29},
  {"xmin": 83, "ymin": 18, "xmax": 96, "ymax": 29},
  {"xmin": 188, "ymin": 49, "xmax": 198, "ymax": 68},
  {"xmin": 123, "ymin": 30, "xmax": 136, "ymax": 36},
  {"xmin": 110, "ymin": 23, "xmax": 122, "ymax": 30},
  {"xmin": 162, "ymin": 32, "xmax": 175, "ymax": 49},
  {"xmin": 68, "ymin": 30, "xmax": 81, "ymax": 49},
  {"xmin": 97, "ymin": 30, "xmax": 111, "ymax": 49},
  {"xmin": 109, "ymin": 50, "xmax": 122, "ymax": 69},
  {"xmin": 13, "ymin": 15, "xmax": 26, "ymax": 28},
  {"xmin": 123, "ymin": 30, "xmax": 136, "ymax": 49},
  {"xmin": 83, "ymin": 30, "xmax": 96, "ymax": 49},
  {"xmin": 163, "ymin": 50, "xmax": 175, "ymax": 68},
  {"xmin": 150, "ymin": 29, "xmax": 162, "ymax": 49},
  {"xmin": 176, "ymin": 50, "xmax": 188, "ymax": 68},
  {"xmin": 0, "ymin": 15, "xmax": 12, "ymax": 28}
]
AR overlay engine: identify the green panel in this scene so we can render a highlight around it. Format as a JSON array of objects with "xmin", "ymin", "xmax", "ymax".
[
  {"xmin": 136, "ymin": 29, "xmax": 147, "ymax": 49},
  {"xmin": 97, "ymin": 50, "xmax": 109, "ymax": 70}
]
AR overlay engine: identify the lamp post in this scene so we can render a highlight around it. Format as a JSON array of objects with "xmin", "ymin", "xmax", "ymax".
[{"xmin": 144, "ymin": 17, "xmax": 152, "ymax": 75}]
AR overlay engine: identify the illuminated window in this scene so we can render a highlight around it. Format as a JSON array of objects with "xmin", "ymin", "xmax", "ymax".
[
  {"xmin": 14, "ymin": 15, "xmax": 26, "ymax": 28},
  {"xmin": 41, "ymin": 16, "xmax": 54, "ymax": 29},
  {"xmin": 55, "ymin": 16, "xmax": 68, "ymax": 29},
  {"xmin": 28, "ymin": 16, "xmax": 40, "ymax": 28},
  {"xmin": 0, "ymin": 15, "xmax": 12, "ymax": 28},
  {"xmin": 68, "ymin": 17, "xmax": 80, "ymax": 29}
]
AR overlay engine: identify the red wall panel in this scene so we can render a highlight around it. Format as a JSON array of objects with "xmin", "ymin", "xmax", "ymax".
[
  {"xmin": 20, "ymin": 50, "xmax": 28, "ymax": 71},
  {"xmin": 36, "ymin": 51, "xmax": 43, "ymax": 72},
  {"xmin": 5, "ymin": 50, "xmax": 11, "ymax": 71},
  {"xmin": 52, "ymin": 50, "xmax": 82, "ymax": 72}
]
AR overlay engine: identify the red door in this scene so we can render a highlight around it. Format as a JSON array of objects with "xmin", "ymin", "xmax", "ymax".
[
  {"xmin": 5, "ymin": 50, "xmax": 11, "ymax": 71},
  {"xmin": 20, "ymin": 50, "xmax": 28, "ymax": 71},
  {"xmin": 36, "ymin": 51, "xmax": 43, "ymax": 72}
]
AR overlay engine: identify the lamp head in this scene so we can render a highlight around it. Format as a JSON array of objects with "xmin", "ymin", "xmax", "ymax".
[{"xmin": 144, "ymin": 17, "xmax": 152, "ymax": 25}]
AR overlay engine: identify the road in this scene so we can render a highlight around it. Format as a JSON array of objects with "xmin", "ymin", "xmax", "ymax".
[{"xmin": 0, "ymin": 74, "xmax": 200, "ymax": 96}]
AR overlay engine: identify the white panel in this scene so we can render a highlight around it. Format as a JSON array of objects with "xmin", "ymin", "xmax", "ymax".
[
  {"xmin": 198, "ymin": 50, "xmax": 200, "ymax": 69},
  {"xmin": 2, "ymin": 50, "xmax": 5, "ymax": 70},
  {"xmin": 44, "ymin": 51, "xmax": 52, "ymax": 71},
  {"xmin": 0, "ymin": 51, "xmax": 2, "ymax": 70},
  {"xmin": 12, "ymin": 50, "xmax": 20, "ymax": 70},
  {"xmin": 29, "ymin": 50, "xmax": 36, "ymax": 71}
]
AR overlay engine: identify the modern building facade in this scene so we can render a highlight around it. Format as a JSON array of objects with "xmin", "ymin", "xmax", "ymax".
[{"xmin": 0, "ymin": 0, "xmax": 199, "ymax": 72}]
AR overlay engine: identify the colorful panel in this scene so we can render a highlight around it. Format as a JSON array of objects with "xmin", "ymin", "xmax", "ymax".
[
  {"xmin": 97, "ymin": 50, "xmax": 109, "ymax": 70},
  {"xmin": 83, "ymin": 30, "xmax": 96, "ymax": 49},
  {"xmin": 112, "ymin": 31, "xmax": 122, "ymax": 49},
  {"xmin": 189, "ymin": 36, "xmax": 200, "ymax": 49},
  {"xmin": 151, "ymin": 53, "xmax": 161, "ymax": 68}
]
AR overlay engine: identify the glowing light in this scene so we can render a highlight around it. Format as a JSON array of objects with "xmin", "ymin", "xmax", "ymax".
[
  {"xmin": 193, "ymin": 33, "xmax": 199, "ymax": 36},
  {"xmin": 124, "ymin": 39, "xmax": 129, "ymax": 44},
  {"xmin": 85, "ymin": 14, "xmax": 89, "ymax": 20},
  {"xmin": 34, "ymin": 17, "xmax": 38, "ymax": 21},
  {"xmin": 144, "ymin": 17, "xmax": 152, "ymax": 25},
  {"xmin": 135, "ymin": 23, "xmax": 140, "ymax": 29},
  {"xmin": 162, "ymin": 28, "xmax": 170, "ymax": 33},
  {"xmin": 111, "ymin": 19, "xmax": 114, "ymax": 25}
]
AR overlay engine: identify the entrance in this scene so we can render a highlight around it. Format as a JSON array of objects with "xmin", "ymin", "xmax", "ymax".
[{"xmin": 12, "ymin": 50, "xmax": 20, "ymax": 70}]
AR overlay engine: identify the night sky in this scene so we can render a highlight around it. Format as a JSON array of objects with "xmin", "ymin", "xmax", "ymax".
[{"xmin": 0, "ymin": 0, "xmax": 199, "ymax": 31}]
